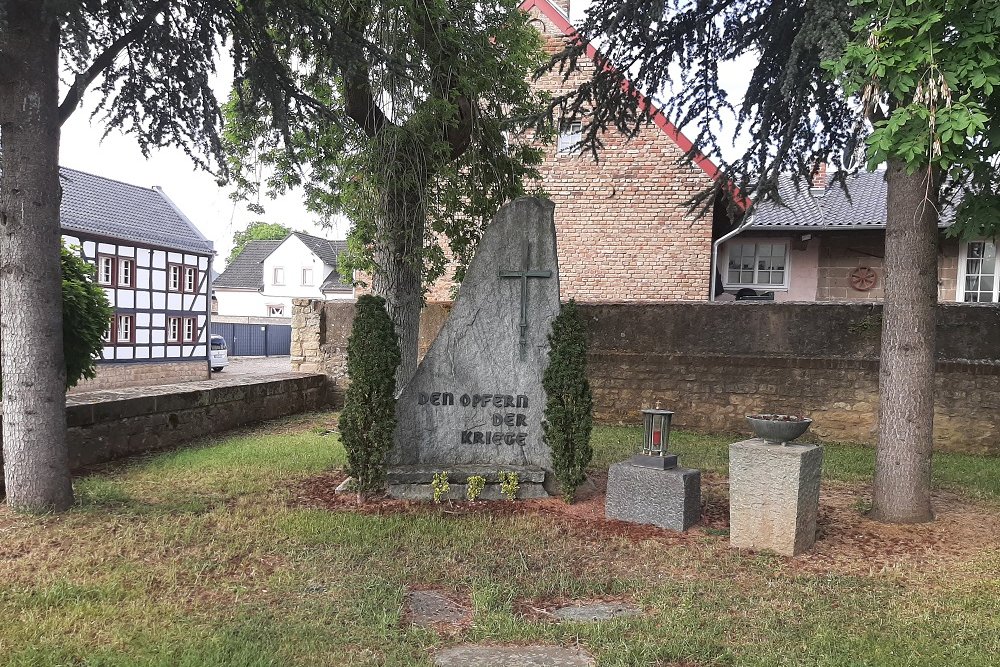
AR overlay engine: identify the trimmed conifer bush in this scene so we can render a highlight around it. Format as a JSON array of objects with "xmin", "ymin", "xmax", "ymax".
[
  {"xmin": 339, "ymin": 295, "xmax": 400, "ymax": 497},
  {"xmin": 542, "ymin": 299, "xmax": 594, "ymax": 503}
]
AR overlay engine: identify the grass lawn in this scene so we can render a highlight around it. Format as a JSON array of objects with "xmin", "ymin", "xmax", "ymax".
[{"xmin": 0, "ymin": 414, "xmax": 997, "ymax": 666}]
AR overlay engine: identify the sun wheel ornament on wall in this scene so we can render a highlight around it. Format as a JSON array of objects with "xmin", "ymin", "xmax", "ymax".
[{"xmin": 850, "ymin": 267, "xmax": 878, "ymax": 292}]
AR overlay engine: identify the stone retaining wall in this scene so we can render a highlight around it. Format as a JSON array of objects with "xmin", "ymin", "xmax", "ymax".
[
  {"xmin": 1, "ymin": 373, "xmax": 330, "ymax": 486},
  {"xmin": 291, "ymin": 298, "xmax": 1000, "ymax": 454},
  {"xmin": 64, "ymin": 372, "xmax": 329, "ymax": 469}
]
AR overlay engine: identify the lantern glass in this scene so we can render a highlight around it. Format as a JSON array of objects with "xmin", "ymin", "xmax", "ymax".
[{"xmin": 641, "ymin": 409, "xmax": 673, "ymax": 457}]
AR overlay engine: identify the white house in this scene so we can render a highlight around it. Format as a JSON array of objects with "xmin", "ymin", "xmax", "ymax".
[
  {"xmin": 213, "ymin": 232, "xmax": 354, "ymax": 317},
  {"xmin": 59, "ymin": 167, "xmax": 214, "ymax": 391}
]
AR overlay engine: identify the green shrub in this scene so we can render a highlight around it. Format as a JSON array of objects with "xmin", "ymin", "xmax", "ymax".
[
  {"xmin": 0, "ymin": 246, "xmax": 112, "ymax": 392},
  {"xmin": 61, "ymin": 247, "xmax": 114, "ymax": 389},
  {"xmin": 338, "ymin": 295, "xmax": 400, "ymax": 496},
  {"xmin": 542, "ymin": 299, "xmax": 594, "ymax": 503}
]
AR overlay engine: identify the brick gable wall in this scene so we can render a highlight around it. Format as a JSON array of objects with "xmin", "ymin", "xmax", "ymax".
[{"xmin": 425, "ymin": 3, "xmax": 717, "ymax": 302}]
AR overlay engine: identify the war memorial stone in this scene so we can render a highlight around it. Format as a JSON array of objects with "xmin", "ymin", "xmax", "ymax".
[{"xmin": 387, "ymin": 197, "xmax": 561, "ymax": 499}]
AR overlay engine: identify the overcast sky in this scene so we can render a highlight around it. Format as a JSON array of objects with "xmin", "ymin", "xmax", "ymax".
[
  {"xmin": 59, "ymin": 71, "xmax": 348, "ymax": 274},
  {"xmin": 58, "ymin": 0, "xmax": 745, "ymax": 274}
]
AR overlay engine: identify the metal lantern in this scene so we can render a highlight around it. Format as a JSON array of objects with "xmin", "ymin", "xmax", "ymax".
[{"xmin": 632, "ymin": 401, "xmax": 678, "ymax": 469}]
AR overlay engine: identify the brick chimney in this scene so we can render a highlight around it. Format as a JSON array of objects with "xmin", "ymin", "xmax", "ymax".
[{"xmin": 809, "ymin": 162, "xmax": 828, "ymax": 197}]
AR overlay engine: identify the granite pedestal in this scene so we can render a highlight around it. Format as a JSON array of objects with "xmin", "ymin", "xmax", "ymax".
[
  {"xmin": 605, "ymin": 461, "xmax": 701, "ymax": 531},
  {"xmin": 729, "ymin": 438, "xmax": 823, "ymax": 556}
]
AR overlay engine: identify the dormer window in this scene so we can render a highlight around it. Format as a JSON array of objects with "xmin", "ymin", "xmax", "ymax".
[{"xmin": 273, "ymin": 267, "xmax": 285, "ymax": 285}]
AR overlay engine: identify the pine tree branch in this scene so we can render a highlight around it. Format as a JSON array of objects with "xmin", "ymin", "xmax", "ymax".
[{"xmin": 58, "ymin": 0, "xmax": 170, "ymax": 126}]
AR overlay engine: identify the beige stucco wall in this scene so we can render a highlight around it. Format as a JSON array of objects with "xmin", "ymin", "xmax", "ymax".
[{"xmin": 722, "ymin": 230, "xmax": 962, "ymax": 303}]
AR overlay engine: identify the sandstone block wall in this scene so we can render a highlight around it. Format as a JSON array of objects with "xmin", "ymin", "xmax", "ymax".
[
  {"xmin": 63, "ymin": 373, "xmax": 329, "ymax": 469},
  {"xmin": 291, "ymin": 299, "xmax": 356, "ymax": 404},
  {"xmin": 581, "ymin": 302, "xmax": 1000, "ymax": 455},
  {"xmin": 1, "ymin": 373, "xmax": 331, "ymax": 488},
  {"xmin": 69, "ymin": 360, "xmax": 209, "ymax": 393},
  {"xmin": 291, "ymin": 298, "xmax": 1000, "ymax": 454}
]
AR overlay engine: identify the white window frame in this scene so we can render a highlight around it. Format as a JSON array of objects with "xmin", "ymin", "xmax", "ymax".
[
  {"xmin": 301, "ymin": 267, "xmax": 314, "ymax": 286},
  {"xmin": 98, "ymin": 256, "xmax": 115, "ymax": 285},
  {"xmin": 102, "ymin": 321, "xmax": 113, "ymax": 343},
  {"xmin": 167, "ymin": 317, "xmax": 181, "ymax": 343},
  {"xmin": 118, "ymin": 258, "xmax": 133, "ymax": 287},
  {"xmin": 116, "ymin": 314, "xmax": 133, "ymax": 343},
  {"xmin": 184, "ymin": 266, "xmax": 197, "ymax": 293},
  {"xmin": 722, "ymin": 240, "xmax": 791, "ymax": 291},
  {"xmin": 273, "ymin": 267, "xmax": 285, "ymax": 286},
  {"xmin": 168, "ymin": 264, "xmax": 182, "ymax": 292},
  {"xmin": 956, "ymin": 239, "xmax": 999, "ymax": 303},
  {"xmin": 557, "ymin": 121, "xmax": 583, "ymax": 155},
  {"xmin": 268, "ymin": 304, "xmax": 285, "ymax": 317},
  {"xmin": 183, "ymin": 317, "xmax": 196, "ymax": 342}
]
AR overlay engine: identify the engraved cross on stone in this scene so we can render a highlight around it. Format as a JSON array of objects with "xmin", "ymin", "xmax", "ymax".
[{"xmin": 499, "ymin": 239, "xmax": 553, "ymax": 360}]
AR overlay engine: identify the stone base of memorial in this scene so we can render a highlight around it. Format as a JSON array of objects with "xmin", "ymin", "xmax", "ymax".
[
  {"xmin": 387, "ymin": 465, "xmax": 550, "ymax": 501},
  {"xmin": 728, "ymin": 438, "xmax": 823, "ymax": 556},
  {"xmin": 604, "ymin": 460, "xmax": 701, "ymax": 532}
]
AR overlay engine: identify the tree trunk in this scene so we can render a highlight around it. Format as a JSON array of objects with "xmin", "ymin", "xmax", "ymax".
[
  {"xmin": 0, "ymin": 2, "xmax": 74, "ymax": 512},
  {"xmin": 872, "ymin": 160, "xmax": 938, "ymax": 524},
  {"xmin": 369, "ymin": 151, "xmax": 427, "ymax": 389}
]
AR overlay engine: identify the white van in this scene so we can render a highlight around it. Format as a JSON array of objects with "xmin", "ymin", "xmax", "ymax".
[{"xmin": 210, "ymin": 334, "xmax": 229, "ymax": 372}]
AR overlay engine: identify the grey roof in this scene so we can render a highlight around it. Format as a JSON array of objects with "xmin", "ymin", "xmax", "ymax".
[
  {"xmin": 213, "ymin": 240, "xmax": 282, "ymax": 289},
  {"xmin": 320, "ymin": 268, "xmax": 353, "ymax": 293},
  {"xmin": 749, "ymin": 171, "xmax": 954, "ymax": 230},
  {"xmin": 59, "ymin": 167, "xmax": 214, "ymax": 254},
  {"xmin": 294, "ymin": 233, "xmax": 351, "ymax": 293},
  {"xmin": 213, "ymin": 233, "xmax": 351, "ymax": 291},
  {"xmin": 292, "ymin": 232, "xmax": 345, "ymax": 267}
]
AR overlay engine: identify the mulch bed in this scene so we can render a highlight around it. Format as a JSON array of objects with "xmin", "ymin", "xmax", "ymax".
[{"xmin": 290, "ymin": 470, "xmax": 1000, "ymax": 577}]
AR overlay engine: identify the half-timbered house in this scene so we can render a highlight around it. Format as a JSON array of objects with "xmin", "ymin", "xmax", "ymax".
[{"xmin": 59, "ymin": 167, "xmax": 215, "ymax": 391}]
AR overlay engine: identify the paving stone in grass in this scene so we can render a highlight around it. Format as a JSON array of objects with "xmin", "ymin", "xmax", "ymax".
[
  {"xmin": 405, "ymin": 590, "xmax": 468, "ymax": 628},
  {"xmin": 434, "ymin": 644, "xmax": 595, "ymax": 666},
  {"xmin": 551, "ymin": 601, "xmax": 642, "ymax": 622}
]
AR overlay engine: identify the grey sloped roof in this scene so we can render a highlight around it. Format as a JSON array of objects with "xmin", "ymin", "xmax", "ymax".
[
  {"xmin": 59, "ymin": 167, "xmax": 214, "ymax": 254},
  {"xmin": 213, "ymin": 234, "xmax": 351, "ymax": 291},
  {"xmin": 300, "ymin": 235, "xmax": 352, "ymax": 293},
  {"xmin": 292, "ymin": 232, "xmax": 345, "ymax": 266},
  {"xmin": 320, "ymin": 268, "xmax": 353, "ymax": 293},
  {"xmin": 750, "ymin": 171, "xmax": 954, "ymax": 229},
  {"xmin": 213, "ymin": 240, "xmax": 282, "ymax": 289}
]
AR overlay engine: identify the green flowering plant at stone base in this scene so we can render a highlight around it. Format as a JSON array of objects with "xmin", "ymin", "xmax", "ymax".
[
  {"xmin": 466, "ymin": 475, "xmax": 485, "ymax": 502},
  {"xmin": 498, "ymin": 471, "xmax": 519, "ymax": 501},
  {"xmin": 338, "ymin": 295, "xmax": 400, "ymax": 499},
  {"xmin": 542, "ymin": 300, "xmax": 594, "ymax": 504},
  {"xmin": 432, "ymin": 472, "xmax": 450, "ymax": 504}
]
